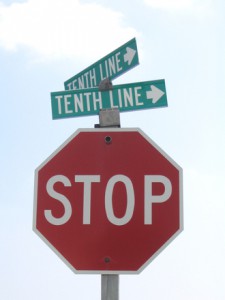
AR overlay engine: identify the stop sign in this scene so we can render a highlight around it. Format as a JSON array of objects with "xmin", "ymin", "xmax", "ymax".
[{"xmin": 33, "ymin": 128, "xmax": 183, "ymax": 274}]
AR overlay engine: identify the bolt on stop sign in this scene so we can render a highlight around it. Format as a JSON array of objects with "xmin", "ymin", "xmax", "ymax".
[{"xmin": 33, "ymin": 128, "xmax": 183, "ymax": 274}]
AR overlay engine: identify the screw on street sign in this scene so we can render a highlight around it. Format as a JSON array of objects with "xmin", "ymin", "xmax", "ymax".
[
  {"xmin": 51, "ymin": 79, "xmax": 167, "ymax": 120},
  {"xmin": 64, "ymin": 38, "xmax": 139, "ymax": 90}
]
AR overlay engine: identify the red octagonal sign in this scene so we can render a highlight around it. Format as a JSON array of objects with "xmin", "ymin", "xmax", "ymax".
[{"xmin": 33, "ymin": 128, "xmax": 183, "ymax": 274}]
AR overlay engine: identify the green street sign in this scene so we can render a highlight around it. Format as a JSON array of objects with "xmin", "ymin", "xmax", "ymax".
[
  {"xmin": 64, "ymin": 38, "xmax": 139, "ymax": 90},
  {"xmin": 51, "ymin": 79, "xmax": 167, "ymax": 120}
]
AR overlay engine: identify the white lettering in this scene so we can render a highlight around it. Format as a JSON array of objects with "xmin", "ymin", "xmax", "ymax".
[
  {"xmin": 74, "ymin": 94, "xmax": 84, "ymax": 112},
  {"xmin": 93, "ymin": 92, "xmax": 103, "ymax": 110},
  {"xmin": 118, "ymin": 89, "xmax": 123, "ymax": 107},
  {"xmin": 104, "ymin": 60, "xmax": 109, "ymax": 78},
  {"xmin": 84, "ymin": 92, "xmax": 91, "ymax": 111},
  {"xmin": 78, "ymin": 77, "xmax": 84, "ymax": 89},
  {"xmin": 64, "ymin": 95, "xmax": 73, "ymax": 113},
  {"xmin": 134, "ymin": 87, "xmax": 143, "ymax": 106},
  {"xmin": 55, "ymin": 96, "xmax": 63, "ymax": 114},
  {"xmin": 44, "ymin": 174, "xmax": 172, "ymax": 226},
  {"xmin": 99, "ymin": 63, "xmax": 106, "ymax": 81},
  {"xmin": 72, "ymin": 81, "xmax": 77, "ymax": 89},
  {"xmin": 71, "ymin": 79, "xmax": 77, "ymax": 90},
  {"xmin": 83, "ymin": 72, "xmax": 89, "ymax": 88},
  {"xmin": 108, "ymin": 56, "xmax": 116, "ymax": 76},
  {"xmin": 109, "ymin": 91, "xmax": 118, "ymax": 108},
  {"xmin": 75, "ymin": 175, "xmax": 100, "ymax": 224},
  {"xmin": 67, "ymin": 82, "xmax": 73, "ymax": 90},
  {"xmin": 89, "ymin": 68, "xmax": 97, "ymax": 88},
  {"xmin": 45, "ymin": 175, "xmax": 72, "ymax": 225},
  {"xmin": 123, "ymin": 88, "xmax": 133, "ymax": 107},
  {"xmin": 105, "ymin": 175, "xmax": 135, "ymax": 226},
  {"xmin": 115, "ymin": 52, "xmax": 122, "ymax": 72},
  {"xmin": 144, "ymin": 175, "xmax": 172, "ymax": 224}
]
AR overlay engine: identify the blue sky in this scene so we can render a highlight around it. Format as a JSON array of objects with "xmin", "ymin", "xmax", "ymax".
[{"xmin": 1, "ymin": 0, "xmax": 225, "ymax": 299}]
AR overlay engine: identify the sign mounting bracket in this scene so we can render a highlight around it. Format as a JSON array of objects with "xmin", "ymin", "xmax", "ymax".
[{"xmin": 98, "ymin": 78, "xmax": 113, "ymax": 91}]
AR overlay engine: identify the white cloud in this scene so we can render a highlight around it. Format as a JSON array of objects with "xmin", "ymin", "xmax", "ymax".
[
  {"xmin": 144, "ymin": 0, "xmax": 213, "ymax": 15},
  {"xmin": 0, "ymin": 0, "xmax": 139, "ymax": 60},
  {"xmin": 144, "ymin": 0, "xmax": 192, "ymax": 10}
]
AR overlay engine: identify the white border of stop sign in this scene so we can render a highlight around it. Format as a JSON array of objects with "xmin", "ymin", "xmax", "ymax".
[{"xmin": 33, "ymin": 128, "xmax": 183, "ymax": 274}]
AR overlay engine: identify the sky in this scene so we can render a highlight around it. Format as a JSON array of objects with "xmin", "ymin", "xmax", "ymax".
[{"xmin": 1, "ymin": 0, "xmax": 225, "ymax": 299}]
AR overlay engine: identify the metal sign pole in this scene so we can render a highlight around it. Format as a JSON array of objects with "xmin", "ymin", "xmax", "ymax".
[
  {"xmin": 101, "ymin": 275, "xmax": 119, "ymax": 300},
  {"xmin": 96, "ymin": 107, "xmax": 120, "ymax": 300}
]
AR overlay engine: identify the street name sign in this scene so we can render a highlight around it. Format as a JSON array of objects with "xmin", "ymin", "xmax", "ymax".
[
  {"xmin": 33, "ymin": 128, "xmax": 183, "ymax": 274},
  {"xmin": 64, "ymin": 38, "xmax": 139, "ymax": 90},
  {"xmin": 51, "ymin": 79, "xmax": 167, "ymax": 120}
]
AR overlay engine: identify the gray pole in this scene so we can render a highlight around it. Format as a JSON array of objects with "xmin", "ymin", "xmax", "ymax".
[
  {"xmin": 101, "ymin": 275, "xmax": 119, "ymax": 300},
  {"xmin": 96, "ymin": 107, "xmax": 120, "ymax": 300}
]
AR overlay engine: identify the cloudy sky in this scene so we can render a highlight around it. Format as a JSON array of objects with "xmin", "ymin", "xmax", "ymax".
[{"xmin": 1, "ymin": 0, "xmax": 225, "ymax": 299}]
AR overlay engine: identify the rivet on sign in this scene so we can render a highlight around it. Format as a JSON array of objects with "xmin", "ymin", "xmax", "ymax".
[
  {"xmin": 105, "ymin": 136, "xmax": 112, "ymax": 144},
  {"xmin": 104, "ymin": 257, "xmax": 110, "ymax": 263}
]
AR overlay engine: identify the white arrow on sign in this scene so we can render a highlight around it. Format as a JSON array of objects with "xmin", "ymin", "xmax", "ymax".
[
  {"xmin": 124, "ymin": 47, "xmax": 137, "ymax": 65},
  {"xmin": 146, "ymin": 85, "xmax": 165, "ymax": 104}
]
